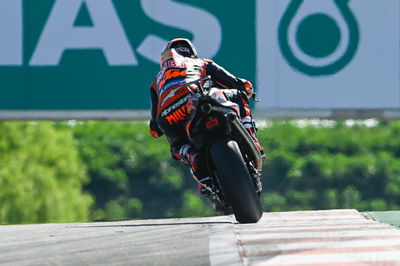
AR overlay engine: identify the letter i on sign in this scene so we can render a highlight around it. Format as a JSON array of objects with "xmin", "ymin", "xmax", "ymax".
[{"xmin": 0, "ymin": 0, "xmax": 22, "ymax": 65}]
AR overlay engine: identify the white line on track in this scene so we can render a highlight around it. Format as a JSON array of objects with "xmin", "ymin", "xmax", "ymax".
[
  {"xmin": 247, "ymin": 251, "xmax": 400, "ymax": 265},
  {"xmin": 238, "ymin": 228, "xmax": 400, "ymax": 240},
  {"xmin": 236, "ymin": 223, "xmax": 391, "ymax": 233},
  {"xmin": 240, "ymin": 239, "xmax": 400, "ymax": 254},
  {"xmin": 256, "ymin": 215, "xmax": 366, "ymax": 222}
]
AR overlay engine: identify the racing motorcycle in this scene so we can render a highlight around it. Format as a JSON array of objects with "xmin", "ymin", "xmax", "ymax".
[{"xmin": 182, "ymin": 75, "xmax": 263, "ymax": 223}]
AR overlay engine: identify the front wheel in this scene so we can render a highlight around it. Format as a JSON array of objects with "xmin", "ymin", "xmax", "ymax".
[{"xmin": 209, "ymin": 137, "xmax": 262, "ymax": 223}]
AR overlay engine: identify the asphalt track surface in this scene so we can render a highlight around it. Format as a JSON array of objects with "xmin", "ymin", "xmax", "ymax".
[
  {"xmin": 0, "ymin": 216, "xmax": 218, "ymax": 266},
  {"xmin": 1, "ymin": 210, "xmax": 400, "ymax": 266}
]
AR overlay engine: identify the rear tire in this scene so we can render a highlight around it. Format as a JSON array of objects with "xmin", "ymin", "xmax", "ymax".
[{"xmin": 209, "ymin": 137, "xmax": 262, "ymax": 223}]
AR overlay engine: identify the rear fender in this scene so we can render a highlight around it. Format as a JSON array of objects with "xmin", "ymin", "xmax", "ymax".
[{"xmin": 230, "ymin": 117, "xmax": 263, "ymax": 171}]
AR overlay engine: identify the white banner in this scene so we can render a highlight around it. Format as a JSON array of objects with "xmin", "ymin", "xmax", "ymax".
[{"xmin": 256, "ymin": 0, "xmax": 400, "ymax": 110}]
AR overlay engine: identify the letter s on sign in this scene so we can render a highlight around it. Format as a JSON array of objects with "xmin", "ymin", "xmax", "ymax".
[{"xmin": 137, "ymin": 0, "xmax": 222, "ymax": 63}]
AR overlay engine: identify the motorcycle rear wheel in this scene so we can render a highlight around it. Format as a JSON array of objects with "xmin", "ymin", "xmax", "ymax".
[{"xmin": 209, "ymin": 137, "xmax": 262, "ymax": 223}]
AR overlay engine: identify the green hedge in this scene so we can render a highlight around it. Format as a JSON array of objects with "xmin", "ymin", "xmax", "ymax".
[
  {"xmin": 259, "ymin": 121, "xmax": 400, "ymax": 212},
  {"xmin": 0, "ymin": 120, "xmax": 399, "ymax": 224}
]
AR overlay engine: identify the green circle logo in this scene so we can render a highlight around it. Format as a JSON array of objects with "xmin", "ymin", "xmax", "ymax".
[
  {"xmin": 279, "ymin": 0, "xmax": 360, "ymax": 76},
  {"xmin": 296, "ymin": 13, "xmax": 341, "ymax": 58}
]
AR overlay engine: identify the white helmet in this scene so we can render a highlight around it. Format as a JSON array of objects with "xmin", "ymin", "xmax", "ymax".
[{"xmin": 161, "ymin": 38, "xmax": 198, "ymax": 59}]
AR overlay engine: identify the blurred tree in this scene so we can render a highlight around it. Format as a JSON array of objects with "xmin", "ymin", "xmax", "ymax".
[
  {"xmin": 0, "ymin": 122, "xmax": 93, "ymax": 224},
  {"xmin": 72, "ymin": 121, "xmax": 214, "ymax": 220}
]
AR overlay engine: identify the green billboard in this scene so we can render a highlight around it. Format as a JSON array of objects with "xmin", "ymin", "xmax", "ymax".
[{"xmin": 0, "ymin": 0, "xmax": 255, "ymax": 111}]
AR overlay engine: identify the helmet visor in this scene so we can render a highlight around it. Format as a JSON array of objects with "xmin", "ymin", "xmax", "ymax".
[{"xmin": 169, "ymin": 40, "xmax": 195, "ymax": 58}]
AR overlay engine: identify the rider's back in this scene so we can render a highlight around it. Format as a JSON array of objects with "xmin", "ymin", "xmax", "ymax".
[{"xmin": 155, "ymin": 49, "xmax": 207, "ymax": 116}]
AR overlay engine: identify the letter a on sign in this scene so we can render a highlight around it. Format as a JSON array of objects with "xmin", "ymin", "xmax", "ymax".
[{"xmin": 30, "ymin": 0, "xmax": 137, "ymax": 66}]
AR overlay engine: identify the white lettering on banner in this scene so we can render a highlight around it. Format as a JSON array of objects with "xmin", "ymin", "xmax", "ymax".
[
  {"xmin": 30, "ymin": 0, "xmax": 137, "ymax": 66},
  {"xmin": 137, "ymin": 0, "xmax": 222, "ymax": 63},
  {"xmin": 0, "ymin": 0, "xmax": 22, "ymax": 65}
]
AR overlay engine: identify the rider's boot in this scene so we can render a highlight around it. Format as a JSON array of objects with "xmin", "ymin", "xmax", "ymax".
[
  {"xmin": 241, "ymin": 116, "xmax": 266, "ymax": 160},
  {"xmin": 178, "ymin": 144, "xmax": 213, "ymax": 196}
]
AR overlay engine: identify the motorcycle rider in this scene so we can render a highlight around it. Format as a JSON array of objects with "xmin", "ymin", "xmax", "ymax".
[{"xmin": 149, "ymin": 38, "xmax": 264, "ymax": 195}]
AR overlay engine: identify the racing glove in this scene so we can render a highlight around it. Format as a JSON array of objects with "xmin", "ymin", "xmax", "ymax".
[
  {"xmin": 241, "ymin": 79, "xmax": 254, "ymax": 99},
  {"xmin": 149, "ymin": 120, "xmax": 163, "ymax": 138}
]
